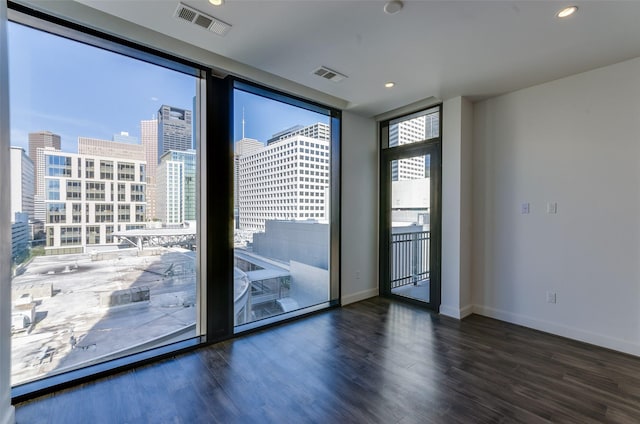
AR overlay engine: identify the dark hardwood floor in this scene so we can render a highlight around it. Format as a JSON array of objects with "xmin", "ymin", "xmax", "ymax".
[{"xmin": 15, "ymin": 297, "xmax": 640, "ymax": 423}]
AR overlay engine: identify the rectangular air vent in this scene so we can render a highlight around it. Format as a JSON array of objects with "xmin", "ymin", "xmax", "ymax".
[
  {"xmin": 312, "ymin": 66, "xmax": 347, "ymax": 83},
  {"xmin": 174, "ymin": 3, "xmax": 231, "ymax": 36}
]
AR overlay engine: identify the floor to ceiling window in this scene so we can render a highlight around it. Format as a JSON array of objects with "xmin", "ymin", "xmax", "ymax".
[
  {"xmin": 5, "ymin": 4, "xmax": 341, "ymax": 400},
  {"xmin": 8, "ymin": 8, "xmax": 203, "ymax": 392},
  {"xmin": 232, "ymin": 82, "xmax": 340, "ymax": 331}
]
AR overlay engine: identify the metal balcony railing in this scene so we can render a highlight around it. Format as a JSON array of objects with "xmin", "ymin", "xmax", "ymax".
[{"xmin": 391, "ymin": 230, "xmax": 430, "ymax": 289}]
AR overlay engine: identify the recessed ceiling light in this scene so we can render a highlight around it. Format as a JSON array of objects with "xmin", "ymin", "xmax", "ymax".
[
  {"xmin": 209, "ymin": 0, "xmax": 224, "ymax": 6},
  {"xmin": 557, "ymin": 6, "xmax": 578, "ymax": 18},
  {"xmin": 384, "ymin": 1, "xmax": 403, "ymax": 15},
  {"xmin": 385, "ymin": 82, "xmax": 395, "ymax": 88}
]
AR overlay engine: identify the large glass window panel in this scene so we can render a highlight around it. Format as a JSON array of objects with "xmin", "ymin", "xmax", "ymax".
[
  {"xmin": 8, "ymin": 18, "xmax": 201, "ymax": 388},
  {"xmin": 233, "ymin": 86, "xmax": 337, "ymax": 329}
]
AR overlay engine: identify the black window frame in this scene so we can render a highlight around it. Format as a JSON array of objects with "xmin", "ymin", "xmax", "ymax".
[{"xmin": 8, "ymin": 1, "xmax": 342, "ymax": 403}]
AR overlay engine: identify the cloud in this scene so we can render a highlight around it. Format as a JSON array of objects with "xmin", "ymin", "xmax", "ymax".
[{"xmin": 151, "ymin": 97, "xmax": 159, "ymax": 102}]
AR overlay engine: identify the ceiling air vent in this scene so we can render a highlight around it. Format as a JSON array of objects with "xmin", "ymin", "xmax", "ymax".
[
  {"xmin": 312, "ymin": 66, "xmax": 348, "ymax": 83},
  {"xmin": 174, "ymin": 3, "xmax": 231, "ymax": 36}
]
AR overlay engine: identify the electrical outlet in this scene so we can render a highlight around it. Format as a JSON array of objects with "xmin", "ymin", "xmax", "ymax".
[
  {"xmin": 546, "ymin": 291, "xmax": 557, "ymax": 304},
  {"xmin": 521, "ymin": 202, "xmax": 530, "ymax": 214},
  {"xmin": 356, "ymin": 271, "xmax": 361, "ymax": 279},
  {"xmin": 547, "ymin": 202, "xmax": 557, "ymax": 214}
]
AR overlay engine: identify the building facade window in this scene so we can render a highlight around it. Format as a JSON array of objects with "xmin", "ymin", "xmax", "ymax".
[
  {"xmin": 46, "ymin": 155, "xmax": 71, "ymax": 177},
  {"xmin": 66, "ymin": 180, "xmax": 82, "ymax": 200},
  {"xmin": 47, "ymin": 202, "xmax": 66, "ymax": 223},
  {"xmin": 86, "ymin": 225, "xmax": 100, "ymax": 245},
  {"xmin": 100, "ymin": 160, "xmax": 114, "ymax": 180},
  {"xmin": 117, "ymin": 204, "xmax": 130, "ymax": 222},
  {"xmin": 86, "ymin": 182, "xmax": 106, "ymax": 201},
  {"xmin": 117, "ymin": 162, "xmax": 135, "ymax": 181},
  {"xmin": 85, "ymin": 159, "xmax": 94, "ymax": 179},
  {"xmin": 46, "ymin": 179, "xmax": 60, "ymax": 200},
  {"xmin": 130, "ymin": 184, "xmax": 145, "ymax": 202},
  {"xmin": 60, "ymin": 226, "xmax": 81, "ymax": 246},
  {"xmin": 95, "ymin": 203, "xmax": 114, "ymax": 223}
]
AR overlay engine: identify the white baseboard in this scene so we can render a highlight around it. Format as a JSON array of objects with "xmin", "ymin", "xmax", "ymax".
[
  {"xmin": 341, "ymin": 288, "xmax": 378, "ymax": 306},
  {"xmin": 1, "ymin": 406, "xmax": 14, "ymax": 424},
  {"xmin": 440, "ymin": 304, "xmax": 474, "ymax": 319},
  {"xmin": 473, "ymin": 304, "xmax": 640, "ymax": 357}
]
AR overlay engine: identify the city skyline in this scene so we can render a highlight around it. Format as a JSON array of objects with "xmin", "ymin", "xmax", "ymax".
[
  {"xmin": 8, "ymin": 21, "xmax": 195, "ymax": 153},
  {"xmin": 8, "ymin": 21, "xmax": 330, "ymax": 154}
]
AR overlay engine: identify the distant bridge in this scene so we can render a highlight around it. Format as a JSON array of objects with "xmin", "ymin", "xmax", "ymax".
[{"xmin": 112, "ymin": 226, "xmax": 196, "ymax": 250}]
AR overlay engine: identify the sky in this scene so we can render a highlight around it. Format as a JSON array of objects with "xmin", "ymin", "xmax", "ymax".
[{"xmin": 8, "ymin": 21, "xmax": 329, "ymax": 155}]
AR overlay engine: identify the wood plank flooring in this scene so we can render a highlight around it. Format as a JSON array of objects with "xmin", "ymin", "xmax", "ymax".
[{"xmin": 15, "ymin": 297, "xmax": 640, "ymax": 423}]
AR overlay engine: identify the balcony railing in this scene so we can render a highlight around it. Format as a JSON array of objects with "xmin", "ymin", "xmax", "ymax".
[{"xmin": 391, "ymin": 230, "xmax": 430, "ymax": 289}]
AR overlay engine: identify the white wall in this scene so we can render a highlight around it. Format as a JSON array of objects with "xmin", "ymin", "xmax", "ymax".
[
  {"xmin": 441, "ymin": 97, "xmax": 473, "ymax": 319},
  {"xmin": 1, "ymin": 0, "xmax": 16, "ymax": 421},
  {"xmin": 341, "ymin": 112, "xmax": 378, "ymax": 304},
  {"xmin": 473, "ymin": 57, "xmax": 640, "ymax": 355}
]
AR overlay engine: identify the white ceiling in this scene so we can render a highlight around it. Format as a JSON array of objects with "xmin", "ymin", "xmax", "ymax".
[{"xmin": 71, "ymin": 0, "xmax": 640, "ymax": 117}]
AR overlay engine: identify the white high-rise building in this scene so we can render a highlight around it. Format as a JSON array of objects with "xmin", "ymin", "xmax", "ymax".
[
  {"xmin": 267, "ymin": 122, "xmax": 330, "ymax": 145},
  {"xmin": 10, "ymin": 146, "xmax": 34, "ymax": 222},
  {"xmin": 238, "ymin": 123, "xmax": 331, "ymax": 231},
  {"xmin": 156, "ymin": 150, "xmax": 196, "ymax": 226},
  {"xmin": 234, "ymin": 137, "xmax": 264, "ymax": 228},
  {"xmin": 389, "ymin": 113, "xmax": 439, "ymax": 181},
  {"xmin": 39, "ymin": 149, "xmax": 147, "ymax": 254}
]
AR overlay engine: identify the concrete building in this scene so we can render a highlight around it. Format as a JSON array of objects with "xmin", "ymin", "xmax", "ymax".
[
  {"xmin": 238, "ymin": 124, "xmax": 330, "ymax": 231},
  {"xmin": 234, "ymin": 137, "xmax": 264, "ymax": 228},
  {"xmin": 39, "ymin": 149, "xmax": 147, "ymax": 254},
  {"xmin": 156, "ymin": 149, "xmax": 196, "ymax": 225},
  {"xmin": 253, "ymin": 220, "xmax": 328, "ymax": 269},
  {"xmin": 78, "ymin": 137, "xmax": 145, "ymax": 161},
  {"xmin": 389, "ymin": 113, "xmax": 439, "ymax": 181},
  {"xmin": 157, "ymin": 105, "xmax": 192, "ymax": 161},
  {"xmin": 267, "ymin": 122, "xmax": 330, "ymax": 145},
  {"xmin": 141, "ymin": 119, "xmax": 159, "ymax": 221}
]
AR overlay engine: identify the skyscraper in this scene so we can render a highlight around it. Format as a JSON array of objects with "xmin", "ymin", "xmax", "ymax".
[
  {"xmin": 388, "ymin": 113, "xmax": 439, "ymax": 181},
  {"xmin": 157, "ymin": 105, "xmax": 192, "ymax": 162},
  {"xmin": 10, "ymin": 147, "xmax": 35, "ymax": 256},
  {"xmin": 29, "ymin": 131, "xmax": 61, "ymax": 196},
  {"xmin": 234, "ymin": 137, "xmax": 264, "ymax": 228},
  {"xmin": 238, "ymin": 123, "xmax": 331, "ymax": 231},
  {"xmin": 10, "ymin": 146, "xmax": 34, "ymax": 222},
  {"xmin": 141, "ymin": 119, "xmax": 159, "ymax": 220},
  {"xmin": 156, "ymin": 150, "xmax": 196, "ymax": 225}
]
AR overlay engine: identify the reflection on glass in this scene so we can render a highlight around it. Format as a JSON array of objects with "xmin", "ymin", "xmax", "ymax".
[
  {"xmin": 9, "ymin": 22, "xmax": 198, "ymax": 386},
  {"xmin": 233, "ymin": 89, "xmax": 331, "ymax": 327},
  {"xmin": 388, "ymin": 108, "xmax": 439, "ymax": 149}
]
